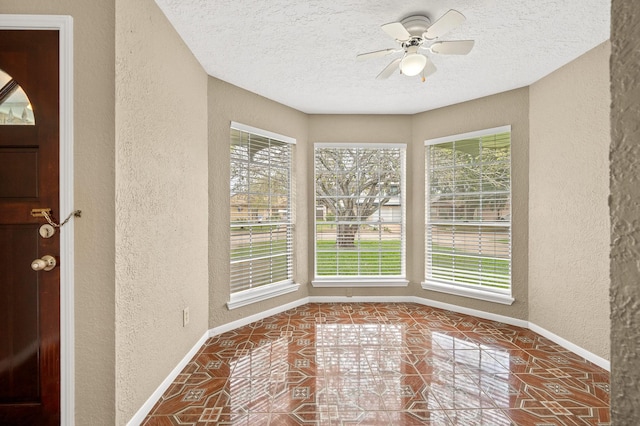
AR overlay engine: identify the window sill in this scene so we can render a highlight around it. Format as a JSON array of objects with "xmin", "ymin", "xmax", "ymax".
[
  {"xmin": 312, "ymin": 278, "xmax": 409, "ymax": 288},
  {"xmin": 227, "ymin": 281, "xmax": 300, "ymax": 310},
  {"xmin": 421, "ymin": 280, "xmax": 514, "ymax": 305}
]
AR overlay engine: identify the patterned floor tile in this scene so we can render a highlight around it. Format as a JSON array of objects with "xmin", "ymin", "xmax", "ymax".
[
  {"xmin": 142, "ymin": 303, "xmax": 609, "ymax": 425},
  {"xmin": 445, "ymin": 408, "xmax": 514, "ymax": 425}
]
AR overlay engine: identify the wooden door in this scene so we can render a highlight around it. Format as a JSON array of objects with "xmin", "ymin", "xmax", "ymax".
[{"xmin": 0, "ymin": 30, "xmax": 60, "ymax": 425}]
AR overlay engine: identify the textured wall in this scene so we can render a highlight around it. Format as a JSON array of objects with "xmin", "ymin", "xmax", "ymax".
[
  {"xmin": 610, "ymin": 0, "xmax": 640, "ymax": 421},
  {"xmin": 529, "ymin": 42, "xmax": 611, "ymax": 360},
  {"xmin": 114, "ymin": 0, "xmax": 209, "ymax": 422},
  {"xmin": 2, "ymin": 1, "xmax": 117, "ymax": 423},
  {"xmin": 411, "ymin": 89, "xmax": 530, "ymax": 320},
  {"xmin": 208, "ymin": 78, "xmax": 309, "ymax": 328}
]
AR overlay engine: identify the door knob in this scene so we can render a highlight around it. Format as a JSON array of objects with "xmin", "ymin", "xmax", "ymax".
[{"xmin": 31, "ymin": 255, "xmax": 57, "ymax": 271}]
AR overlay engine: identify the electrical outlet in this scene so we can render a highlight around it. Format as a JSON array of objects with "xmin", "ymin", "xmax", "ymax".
[
  {"xmin": 183, "ymin": 307, "xmax": 190, "ymax": 327},
  {"xmin": 346, "ymin": 288, "xmax": 353, "ymax": 297}
]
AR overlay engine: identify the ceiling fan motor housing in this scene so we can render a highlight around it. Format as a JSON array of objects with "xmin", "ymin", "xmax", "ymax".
[{"xmin": 400, "ymin": 15, "xmax": 431, "ymax": 36}]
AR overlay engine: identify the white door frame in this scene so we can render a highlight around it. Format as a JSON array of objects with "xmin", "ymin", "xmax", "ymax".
[{"xmin": 0, "ymin": 14, "xmax": 75, "ymax": 425}]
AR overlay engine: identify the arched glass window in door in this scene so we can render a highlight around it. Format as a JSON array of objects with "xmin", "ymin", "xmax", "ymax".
[{"xmin": 0, "ymin": 68, "xmax": 35, "ymax": 125}]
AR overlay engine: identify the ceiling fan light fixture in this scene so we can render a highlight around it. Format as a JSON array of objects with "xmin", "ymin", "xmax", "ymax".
[{"xmin": 400, "ymin": 53, "xmax": 427, "ymax": 76}]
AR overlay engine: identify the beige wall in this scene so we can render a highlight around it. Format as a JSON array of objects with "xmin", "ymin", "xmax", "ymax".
[
  {"xmin": 529, "ymin": 42, "xmax": 611, "ymax": 359},
  {"xmin": 307, "ymin": 115, "xmax": 414, "ymax": 298},
  {"xmin": 411, "ymin": 89, "xmax": 530, "ymax": 320},
  {"xmin": 208, "ymin": 78, "xmax": 310, "ymax": 328},
  {"xmin": 114, "ymin": 0, "xmax": 209, "ymax": 422},
  {"xmin": 610, "ymin": 0, "xmax": 640, "ymax": 420},
  {"xmin": 2, "ymin": 1, "xmax": 118, "ymax": 423}
]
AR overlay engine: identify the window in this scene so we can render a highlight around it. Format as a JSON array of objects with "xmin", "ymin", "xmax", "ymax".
[
  {"xmin": 313, "ymin": 144, "xmax": 407, "ymax": 287},
  {"xmin": 228, "ymin": 122, "xmax": 298, "ymax": 309},
  {"xmin": 0, "ymin": 69, "xmax": 35, "ymax": 125},
  {"xmin": 423, "ymin": 126, "xmax": 513, "ymax": 304}
]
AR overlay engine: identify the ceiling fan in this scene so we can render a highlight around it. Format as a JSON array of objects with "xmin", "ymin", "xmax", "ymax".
[{"xmin": 357, "ymin": 10, "xmax": 474, "ymax": 81}]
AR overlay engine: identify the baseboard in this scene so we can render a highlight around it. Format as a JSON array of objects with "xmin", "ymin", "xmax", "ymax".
[
  {"xmin": 308, "ymin": 296, "xmax": 414, "ymax": 303},
  {"xmin": 126, "ymin": 330, "xmax": 210, "ymax": 426},
  {"xmin": 209, "ymin": 297, "xmax": 310, "ymax": 337},
  {"xmin": 528, "ymin": 322, "xmax": 610, "ymax": 371},
  {"xmin": 412, "ymin": 297, "xmax": 529, "ymax": 328}
]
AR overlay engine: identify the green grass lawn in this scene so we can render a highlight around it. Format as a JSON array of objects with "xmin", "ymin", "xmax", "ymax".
[
  {"xmin": 429, "ymin": 244, "xmax": 510, "ymax": 289},
  {"xmin": 231, "ymin": 231, "xmax": 510, "ymax": 289},
  {"xmin": 316, "ymin": 240, "xmax": 402, "ymax": 276}
]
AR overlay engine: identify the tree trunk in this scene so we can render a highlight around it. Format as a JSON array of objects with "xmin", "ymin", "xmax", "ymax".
[{"xmin": 337, "ymin": 224, "xmax": 359, "ymax": 248}]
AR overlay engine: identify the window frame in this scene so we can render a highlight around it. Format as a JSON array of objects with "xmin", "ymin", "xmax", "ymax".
[
  {"xmin": 227, "ymin": 122, "xmax": 299, "ymax": 309},
  {"xmin": 422, "ymin": 126, "xmax": 514, "ymax": 305},
  {"xmin": 312, "ymin": 143, "xmax": 408, "ymax": 288}
]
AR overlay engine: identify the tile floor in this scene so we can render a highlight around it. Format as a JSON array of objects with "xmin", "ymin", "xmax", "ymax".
[{"xmin": 142, "ymin": 303, "xmax": 610, "ymax": 425}]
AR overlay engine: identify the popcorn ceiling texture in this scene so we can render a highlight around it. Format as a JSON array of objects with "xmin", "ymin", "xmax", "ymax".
[
  {"xmin": 529, "ymin": 42, "xmax": 611, "ymax": 360},
  {"xmin": 115, "ymin": 0, "xmax": 209, "ymax": 422},
  {"xmin": 153, "ymin": 0, "xmax": 610, "ymax": 114},
  {"xmin": 610, "ymin": 0, "xmax": 640, "ymax": 421}
]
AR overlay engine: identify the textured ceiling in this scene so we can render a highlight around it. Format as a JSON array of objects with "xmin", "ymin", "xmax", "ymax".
[{"xmin": 153, "ymin": 0, "xmax": 610, "ymax": 114}]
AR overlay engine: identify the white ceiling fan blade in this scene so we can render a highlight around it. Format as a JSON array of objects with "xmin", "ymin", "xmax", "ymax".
[
  {"xmin": 423, "ymin": 57, "xmax": 437, "ymax": 77},
  {"xmin": 376, "ymin": 58, "xmax": 401, "ymax": 80},
  {"xmin": 423, "ymin": 9, "xmax": 466, "ymax": 40},
  {"xmin": 356, "ymin": 48, "xmax": 399, "ymax": 61},
  {"xmin": 430, "ymin": 40, "xmax": 475, "ymax": 55},
  {"xmin": 381, "ymin": 22, "xmax": 411, "ymax": 41}
]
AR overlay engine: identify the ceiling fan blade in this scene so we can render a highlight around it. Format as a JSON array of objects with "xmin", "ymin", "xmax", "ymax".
[
  {"xmin": 381, "ymin": 22, "xmax": 411, "ymax": 41},
  {"xmin": 423, "ymin": 9, "xmax": 466, "ymax": 40},
  {"xmin": 423, "ymin": 57, "xmax": 437, "ymax": 77},
  {"xmin": 356, "ymin": 48, "xmax": 398, "ymax": 61},
  {"xmin": 430, "ymin": 40, "xmax": 475, "ymax": 55},
  {"xmin": 376, "ymin": 58, "xmax": 401, "ymax": 80}
]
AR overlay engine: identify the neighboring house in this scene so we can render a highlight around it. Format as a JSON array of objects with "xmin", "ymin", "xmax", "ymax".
[
  {"xmin": 365, "ymin": 194, "xmax": 402, "ymax": 223},
  {"xmin": 429, "ymin": 196, "xmax": 511, "ymax": 222},
  {"xmin": 230, "ymin": 193, "xmax": 288, "ymax": 222}
]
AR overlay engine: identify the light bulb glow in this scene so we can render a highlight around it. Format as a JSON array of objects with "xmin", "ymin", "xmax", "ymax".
[{"xmin": 400, "ymin": 53, "xmax": 427, "ymax": 76}]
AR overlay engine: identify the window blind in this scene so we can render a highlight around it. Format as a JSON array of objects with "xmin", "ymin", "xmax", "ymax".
[
  {"xmin": 230, "ymin": 124, "xmax": 294, "ymax": 294},
  {"xmin": 425, "ymin": 129, "xmax": 511, "ymax": 293},
  {"xmin": 314, "ymin": 144, "xmax": 406, "ymax": 278}
]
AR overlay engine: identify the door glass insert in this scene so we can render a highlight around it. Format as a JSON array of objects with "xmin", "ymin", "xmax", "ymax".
[{"xmin": 0, "ymin": 69, "xmax": 35, "ymax": 125}]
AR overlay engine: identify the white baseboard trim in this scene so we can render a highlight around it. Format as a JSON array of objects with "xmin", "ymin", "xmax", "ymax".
[
  {"xmin": 209, "ymin": 298, "xmax": 309, "ymax": 337},
  {"xmin": 413, "ymin": 297, "xmax": 529, "ymax": 328},
  {"xmin": 528, "ymin": 322, "xmax": 610, "ymax": 371},
  {"xmin": 308, "ymin": 296, "xmax": 413, "ymax": 303},
  {"xmin": 127, "ymin": 330, "xmax": 210, "ymax": 426},
  {"xmin": 130, "ymin": 296, "xmax": 609, "ymax": 423}
]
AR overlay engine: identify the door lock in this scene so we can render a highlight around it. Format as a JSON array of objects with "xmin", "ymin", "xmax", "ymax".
[
  {"xmin": 39, "ymin": 224, "xmax": 56, "ymax": 238},
  {"xmin": 31, "ymin": 255, "xmax": 57, "ymax": 272}
]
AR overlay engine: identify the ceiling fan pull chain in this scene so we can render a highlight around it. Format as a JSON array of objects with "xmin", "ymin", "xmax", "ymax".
[{"xmin": 42, "ymin": 209, "xmax": 82, "ymax": 228}]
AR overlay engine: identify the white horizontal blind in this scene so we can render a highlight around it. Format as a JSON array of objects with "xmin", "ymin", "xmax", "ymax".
[
  {"xmin": 425, "ymin": 129, "xmax": 511, "ymax": 293},
  {"xmin": 315, "ymin": 145, "xmax": 406, "ymax": 278},
  {"xmin": 230, "ymin": 125, "xmax": 293, "ymax": 294}
]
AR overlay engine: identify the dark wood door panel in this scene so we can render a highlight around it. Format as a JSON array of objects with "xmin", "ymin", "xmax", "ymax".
[
  {"xmin": 0, "ymin": 225, "xmax": 40, "ymax": 403},
  {"xmin": 0, "ymin": 29, "xmax": 60, "ymax": 425},
  {"xmin": 0, "ymin": 148, "xmax": 39, "ymax": 198}
]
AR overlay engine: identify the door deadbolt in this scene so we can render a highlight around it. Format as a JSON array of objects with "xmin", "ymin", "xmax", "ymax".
[
  {"xmin": 39, "ymin": 224, "xmax": 56, "ymax": 238},
  {"xmin": 31, "ymin": 255, "xmax": 57, "ymax": 272}
]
